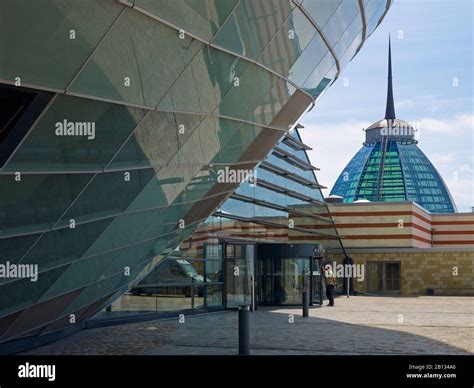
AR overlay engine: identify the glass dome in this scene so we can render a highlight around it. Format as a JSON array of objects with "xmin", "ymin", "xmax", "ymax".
[
  {"xmin": 330, "ymin": 140, "xmax": 457, "ymax": 213},
  {"xmin": 330, "ymin": 38, "xmax": 457, "ymax": 213}
]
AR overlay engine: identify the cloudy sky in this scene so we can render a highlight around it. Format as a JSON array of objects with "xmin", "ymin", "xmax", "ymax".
[{"xmin": 300, "ymin": 0, "xmax": 473, "ymax": 212}]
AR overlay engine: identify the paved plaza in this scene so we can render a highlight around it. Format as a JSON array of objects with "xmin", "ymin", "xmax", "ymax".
[{"xmin": 21, "ymin": 296, "xmax": 473, "ymax": 355}]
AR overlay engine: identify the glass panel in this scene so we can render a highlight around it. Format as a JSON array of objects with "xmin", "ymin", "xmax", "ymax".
[
  {"xmin": 0, "ymin": 265, "xmax": 70, "ymax": 317},
  {"xmin": 135, "ymin": 0, "xmax": 239, "ymax": 41},
  {"xmin": 115, "ymin": 286, "xmax": 194, "ymax": 312},
  {"xmin": 0, "ymin": 173, "xmax": 92, "ymax": 237},
  {"xmin": 109, "ymin": 111, "xmax": 203, "ymax": 169},
  {"xmin": 55, "ymin": 169, "xmax": 156, "ymax": 226},
  {"xmin": 215, "ymin": 64, "xmax": 293, "ymax": 126},
  {"xmin": 70, "ymin": 8, "xmax": 203, "ymax": 107},
  {"xmin": 286, "ymin": 33, "xmax": 329, "ymax": 86},
  {"xmin": 157, "ymin": 46, "xmax": 251, "ymax": 115},
  {"xmin": 321, "ymin": 1, "xmax": 360, "ymax": 48},
  {"xmin": 257, "ymin": 6, "xmax": 317, "ymax": 78},
  {"xmin": 0, "ymin": 235, "xmax": 40, "ymax": 270},
  {"xmin": 311, "ymin": 258, "xmax": 322, "ymax": 304},
  {"xmin": 205, "ymin": 260, "xmax": 223, "ymax": 283},
  {"xmin": 212, "ymin": 0, "xmax": 294, "ymax": 60},
  {"xmin": 273, "ymin": 257, "xmax": 308, "ymax": 304},
  {"xmin": 333, "ymin": 5, "xmax": 362, "ymax": 59},
  {"xmin": 5, "ymin": 95, "xmax": 146, "ymax": 171},
  {"xmin": 137, "ymin": 258, "xmax": 204, "ymax": 285},
  {"xmin": 302, "ymin": 51, "xmax": 334, "ymax": 93},
  {"xmin": 192, "ymin": 285, "xmax": 205, "ymax": 308},
  {"xmin": 398, "ymin": 144, "xmax": 456, "ymax": 212},
  {"xmin": 19, "ymin": 218, "xmax": 112, "ymax": 274},
  {"xmin": 0, "ymin": 85, "xmax": 52, "ymax": 168},
  {"xmin": 205, "ymin": 284, "xmax": 223, "ymax": 307},
  {"xmin": 257, "ymin": 257, "xmax": 272, "ymax": 304},
  {"xmin": 331, "ymin": 144, "xmax": 374, "ymax": 202},
  {"xmin": 366, "ymin": 0, "xmax": 387, "ymax": 36},
  {"xmin": 63, "ymin": 224, "xmax": 199, "ymax": 315},
  {"xmin": 300, "ymin": 0, "xmax": 343, "ymax": 29},
  {"xmin": 0, "ymin": 0, "xmax": 123, "ymax": 89},
  {"xmin": 226, "ymin": 244, "xmax": 254, "ymax": 308}
]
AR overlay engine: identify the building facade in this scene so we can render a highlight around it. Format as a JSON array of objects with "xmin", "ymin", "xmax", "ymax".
[
  {"xmin": 327, "ymin": 202, "xmax": 474, "ymax": 295},
  {"xmin": 0, "ymin": 0, "xmax": 392, "ymax": 350},
  {"xmin": 106, "ymin": 127, "xmax": 344, "ymax": 317}
]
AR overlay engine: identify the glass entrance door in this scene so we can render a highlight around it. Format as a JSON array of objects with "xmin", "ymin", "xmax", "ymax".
[
  {"xmin": 256, "ymin": 257, "xmax": 311, "ymax": 305},
  {"xmin": 257, "ymin": 257, "xmax": 272, "ymax": 305},
  {"xmin": 311, "ymin": 258, "xmax": 323, "ymax": 305},
  {"xmin": 274, "ymin": 258, "xmax": 309, "ymax": 304},
  {"xmin": 225, "ymin": 243, "xmax": 255, "ymax": 308}
]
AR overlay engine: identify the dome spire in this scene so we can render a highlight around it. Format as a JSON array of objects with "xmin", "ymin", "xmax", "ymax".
[{"xmin": 384, "ymin": 35, "xmax": 396, "ymax": 120}]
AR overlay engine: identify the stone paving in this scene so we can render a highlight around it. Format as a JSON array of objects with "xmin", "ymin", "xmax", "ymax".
[{"xmin": 21, "ymin": 296, "xmax": 473, "ymax": 355}]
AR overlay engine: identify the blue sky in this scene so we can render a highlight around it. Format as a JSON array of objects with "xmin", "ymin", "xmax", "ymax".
[{"xmin": 300, "ymin": 0, "xmax": 473, "ymax": 212}]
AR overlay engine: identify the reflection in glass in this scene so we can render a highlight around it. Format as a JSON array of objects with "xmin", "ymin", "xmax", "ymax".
[{"xmin": 225, "ymin": 244, "xmax": 255, "ymax": 308}]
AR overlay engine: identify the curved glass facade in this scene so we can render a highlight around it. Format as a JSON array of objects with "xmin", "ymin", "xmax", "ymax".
[
  {"xmin": 106, "ymin": 128, "xmax": 344, "ymax": 314},
  {"xmin": 0, "ymin": 0, "xmax": 391, "ymax": 345}
]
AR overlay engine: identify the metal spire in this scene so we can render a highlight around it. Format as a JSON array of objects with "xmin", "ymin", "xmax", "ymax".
[{"xmin": 384, "ymin": 35, "xmax": 396, "ymax": 120}]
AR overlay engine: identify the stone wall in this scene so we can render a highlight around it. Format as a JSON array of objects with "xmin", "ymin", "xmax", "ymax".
[{"xmin": 330, "ymin": 249, "xmax": 474, "ymax": 295}]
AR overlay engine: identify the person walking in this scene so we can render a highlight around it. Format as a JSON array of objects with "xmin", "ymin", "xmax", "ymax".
[{"xmin": 322, "ymin": 264, "xmax": 336, "ymax": 306}]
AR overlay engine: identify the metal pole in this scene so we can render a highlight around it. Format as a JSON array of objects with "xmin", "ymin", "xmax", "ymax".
[
  {"xmin": 250, "ymin": 275, "xmax": 255, "ymax": 312},
  {"xmin": 238, "ymin": 305, "xmax": 250, "ymax": 355},
  {"xmin": 302, "ymin": 289, "xmax": 309, "ymax": 317},
  {"xmin": 346, "ymin": 273, "xmax": 350, "ymax": 298}
]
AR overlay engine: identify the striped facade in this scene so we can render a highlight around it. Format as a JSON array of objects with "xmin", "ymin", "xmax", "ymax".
[
  {"xmin": 325, "ymin": 202, "xmax": 474, "ymax": 249},
  {"xmin": 325, "ymin": 202, "xmax": 473, "ymax": 295}
]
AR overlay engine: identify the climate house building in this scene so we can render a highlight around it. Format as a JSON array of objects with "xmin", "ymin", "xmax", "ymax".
[
  {"xmin": 107, "ymin": 126, "xmax": 346, "ymax": 316},
  {"xmin": 0, "ymin": 0, "xmax": 392, "ymax": 353}
]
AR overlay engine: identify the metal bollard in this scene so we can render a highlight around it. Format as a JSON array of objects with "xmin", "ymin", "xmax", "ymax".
[
  {"xmin": 302, "ymin": 289, "xmax": 309, "ymax": 317},
  {"xmin": 238, "ymin": 305, "xmax": 250, "ymax": 355},
  {"xmin": 250, "ymin": 276, "xmax": 256, "ymax": 312}
]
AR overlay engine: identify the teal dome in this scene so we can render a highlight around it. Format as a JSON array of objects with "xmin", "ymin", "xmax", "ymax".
[
  {"xmin": 330, "ymin": 39, "xmax": 457, "ymax": 213},
  {"xmin": 330, "ymin": 135, "xmax": 457, "ymax": 213}
]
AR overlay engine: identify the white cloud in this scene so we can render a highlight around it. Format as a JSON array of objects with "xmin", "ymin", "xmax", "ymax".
[
  {"xmin": 417, "ymin": 114, "xmax": 473, "ymax": 134},
  {"xmin": 394, "ymin": 96, "xmax": 473, "ymax": 116},
  {"xmin": 395, "ymin": 99, "xmax": 416, "ymax": 110},
  {"xmin": 299, "ymin": 120, "xmax": 370, "ymax": 197}
]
